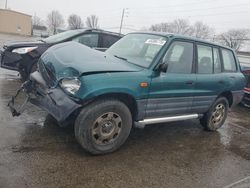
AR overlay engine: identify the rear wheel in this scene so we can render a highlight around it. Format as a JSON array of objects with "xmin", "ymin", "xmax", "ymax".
[
  {"xmin": 200, "ymin": 97, "xmax": 229, "ymax": 131},
  {"xmin": 75, "ymin": 99, "xmax": 132, "ymax": 155}
]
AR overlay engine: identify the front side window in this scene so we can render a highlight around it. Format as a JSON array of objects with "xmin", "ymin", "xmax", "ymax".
[
  {"xmin": 163, "ymin": 41, "xmax": 194, "ymax": 74},
  {"xmin": 221, "ymin": 49, "xmax": 237, "ymax": 72},
  {"xmin": 72, "ymin": 33, "xmax": 99, "ymax": 48},
  {"xmin": 197, "ymin": 45, "xmax": 213, "ymax": 74},
  {"xmin": 106, "ymin": 33, "xmax": 167, "ymax": 68}
]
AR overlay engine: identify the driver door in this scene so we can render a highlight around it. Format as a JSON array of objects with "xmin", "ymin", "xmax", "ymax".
[{"xmin": 146, "ymin": 40, "xmax": 196, "ymax": 118}]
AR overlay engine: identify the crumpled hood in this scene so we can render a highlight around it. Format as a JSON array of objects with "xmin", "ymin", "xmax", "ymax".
[{"xmin": 40, "ymin": 41, "xmax": 143, "ymax": 80}]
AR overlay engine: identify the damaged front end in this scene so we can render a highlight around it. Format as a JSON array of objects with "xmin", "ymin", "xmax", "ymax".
[{"xmin": 8, "ymin": 71, "xmax": 81, "ymax": 122}]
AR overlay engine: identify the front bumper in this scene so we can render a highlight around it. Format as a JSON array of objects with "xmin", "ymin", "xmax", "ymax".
[
  {"xmin": 0, "ymin": 50, "xmax": 21, "ymax": 71},
  {"xmin": 8, "ymin": 71, "xmax": 81, "ymax": 122}
]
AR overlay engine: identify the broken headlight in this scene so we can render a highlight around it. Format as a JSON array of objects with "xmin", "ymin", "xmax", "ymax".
[{"xmin": 60, "ymin": 78, "xmax": 81, "ymax": 95}]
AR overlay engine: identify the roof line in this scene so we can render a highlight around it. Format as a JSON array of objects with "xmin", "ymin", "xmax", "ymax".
[{"xmin": 0, "ymin": 8, "xmax": 31, "ymax": 17}]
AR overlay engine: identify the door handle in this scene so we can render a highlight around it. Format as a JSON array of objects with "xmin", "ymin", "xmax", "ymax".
[
  {"xmin": 230, "ymin": 76, "xmax": 236, "ymax": 79},
  {"xmin": 185, "ymin": 80, "xmax": 194, "ymax": 85}
]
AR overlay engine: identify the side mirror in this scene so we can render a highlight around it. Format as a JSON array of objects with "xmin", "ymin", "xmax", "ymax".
[{"xmin": 157, "ymin": 63, "xmax": 168, "ymax": 73}]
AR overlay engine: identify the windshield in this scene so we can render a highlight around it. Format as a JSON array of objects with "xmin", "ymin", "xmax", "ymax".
[
  {"xmin": 43, "ymin": 30, "xmax": 83, "ymax": 43},
  {"xmin": 106, "ymin": 33, "xmax": 167, "ymax": 68}
]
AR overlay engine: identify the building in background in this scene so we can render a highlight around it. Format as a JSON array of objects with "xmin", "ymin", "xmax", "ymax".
[
  {"xmin": 32, "ymin": 25, "xmax": 49, "ymax": 37},
  {"xmin": 0, "ymin": 9, "xmax": 32, "ymax": 36}
]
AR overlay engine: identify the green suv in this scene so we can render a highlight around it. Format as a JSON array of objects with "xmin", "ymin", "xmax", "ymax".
[{"xmin": 9, "ymin": 32, "xmax": 246, "ymax": 154}]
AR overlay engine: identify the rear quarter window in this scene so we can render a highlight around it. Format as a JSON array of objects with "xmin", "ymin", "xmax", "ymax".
[{"xmin": 221, "ymin": 49, "xmax": 237, "ymax": 72}]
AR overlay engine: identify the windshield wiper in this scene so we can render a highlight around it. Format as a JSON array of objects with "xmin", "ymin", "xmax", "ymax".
[
  {"xmin": 113, "ymin": 55, "xmax": 145, "ymax": 68},
  {"xmin": 114, "ymin": 55, "xmax": 128, "ymax": 61}
]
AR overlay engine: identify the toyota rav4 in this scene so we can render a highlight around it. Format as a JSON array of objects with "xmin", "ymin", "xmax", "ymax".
[{"xmin": 9, "ymin": 32, "xmax": 246, "ymax": 154}]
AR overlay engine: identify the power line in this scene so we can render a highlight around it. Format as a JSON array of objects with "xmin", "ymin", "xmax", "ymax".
[
  {"xmin": 125, "ymin": 10, "xmax": 250, "ymax": 24},
  {"xmin": 119, "ymin": 8, "xmax": 129, "ymax": 34},
  {"xmin": 130, "ymin": 0, "xmax": 213, "ymax": 10},
  {"xmin": 130, "ymin": 3, "xmax": 250, "ymax": 14}
]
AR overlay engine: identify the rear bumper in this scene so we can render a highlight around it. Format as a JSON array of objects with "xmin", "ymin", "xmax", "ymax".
[
  {"xmin": 232, "ymin": 90, "xmax": 245, "ymax": 107},
  {"xmin": 8, "ymin": 71, "xmax": 81, "ymax": 122}
]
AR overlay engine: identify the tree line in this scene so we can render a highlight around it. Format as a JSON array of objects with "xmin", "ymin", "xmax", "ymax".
[
  {"xmin": 32, "ymin": 10, "xmax": 98, "ymax": 34},
  {"xmin": 33, "ymin": 10, "xmax": 250, "ymax": 51},
  {"xmin": 149, "ymin": 19, "xmax": 249, "ymax": 51}
]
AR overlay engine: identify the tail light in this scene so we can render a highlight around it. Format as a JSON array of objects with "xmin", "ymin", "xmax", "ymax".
[
  {"xmin": 242, "ymin": 69, "xmax": 250, "ymax": 75},
  {"xmin": 244, "ymin": 87, "xmax": 250, "ymax": 93}
]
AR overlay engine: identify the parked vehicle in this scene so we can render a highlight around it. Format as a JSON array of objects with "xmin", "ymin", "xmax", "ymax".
[
  {"xmin": 241, "ymin": 68, "xmax": 250, "ymax": 107},
  {"xmin": 0, "ymin": 29, "xmax": 123, "ymax": 80},
  {"xmin": 9, "ymin": 32, "xmax": 246, "ymax": 154}
]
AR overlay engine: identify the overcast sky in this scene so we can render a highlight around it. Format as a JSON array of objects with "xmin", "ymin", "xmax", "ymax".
[{"xmin": 1, "ymin": 0, "xmax": 250, "ymax": 34}]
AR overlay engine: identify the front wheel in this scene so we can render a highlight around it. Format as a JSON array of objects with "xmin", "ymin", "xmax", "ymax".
[
  {"xmin": 200, "ymin": 97, "xmax": 229, "ymax": 131},
  {"xmin": 74, "ymin": 99, "xmax": 132, "ymax": 155}
]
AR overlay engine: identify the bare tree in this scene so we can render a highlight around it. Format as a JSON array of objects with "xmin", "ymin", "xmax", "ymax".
[
  {"xmin": 191, "ymin": 21, "xmax": 214, "ymax": 39},
  {"xmin": 149, "ymin": 19, "xmax": 192, "ymax": 35},
  {"xmin": 217, "ymin": 29, "xmax": 249, "ymax": 51},
  {"xmin": 32, "ymin": 15, "xmax": 43, "ymax": 26},
  {"xmin": 86, "ymin": 15, "xmax": 98, "ymax": 29},
  {"xmin": 149, "ymin": 19, "xmax": 214, "ymax": 39},
  {"xmin": 170, "ymin": 19, "xmax": 193, "ymax": 35},
  {"xmin": 150, "ymin": 23, "xmax": 171, "ymax": 32},
  {"xmin": 47, "ymin": 10, "xmax": 64, "ymax": 34},
  {"xmin": 68, "ymin": 14, "xmax": 83, "ymax": 29}
]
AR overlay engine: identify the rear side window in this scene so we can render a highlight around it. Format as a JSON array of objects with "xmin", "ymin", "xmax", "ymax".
[
  {"xmin": 102, "ymin": 35, "xmax": 120, "ymax": 48},
  {"xmin": 197, "ymin": 45, "xmax": 213, "ymax": 74},
  {"xmin": 213, "ymin": 48, "xmax": 222, "ymax": 73},
  {"xmin": 163, "ymin": 41, "xmax": 194, "ymax": 74},
  {"xmin": 221, "ymin": 49, "xmax": 237, "ymax": 72}
]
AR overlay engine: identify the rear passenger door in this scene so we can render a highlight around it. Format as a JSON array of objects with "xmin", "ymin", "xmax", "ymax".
[{"xmin": 192, "ymin": 44, "xmax": 225, "ymax": 114}]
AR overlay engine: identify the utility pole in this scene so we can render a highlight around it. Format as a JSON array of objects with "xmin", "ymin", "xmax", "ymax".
[
  {"xmin": 5, "ymin": 0, "xmax": 8, "ymax": 9},
  {"xmin": 119, "ymin": 8, "xmax": 128, "ymax": 35}
]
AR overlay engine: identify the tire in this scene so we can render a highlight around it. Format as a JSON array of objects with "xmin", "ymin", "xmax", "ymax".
[
  {"xmin": 200, "ymin": 97, "xmax": 229, "ymax": 131},
  {"xmin": 74, "ymin": 99, "xmax": 132, "ymax": 155}
]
